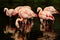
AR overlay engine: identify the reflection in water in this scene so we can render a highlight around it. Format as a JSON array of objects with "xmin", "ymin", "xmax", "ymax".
[{"xmin": 1, "ymin": 18, "xmax": 57, "ymax": 40}]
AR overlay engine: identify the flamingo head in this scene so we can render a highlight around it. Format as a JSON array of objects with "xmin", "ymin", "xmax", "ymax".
[
  {"xmin": 44, "ymin": 6, "xmax": 59, "ymax": 14},
  {"xmin": 37, "ymin": 7, "xmax": 42, "ymax": 12},
  {"xmin": 34, "ymin": 13, "xmax": 37, "ymax": 17},
  {"xmin": 4, "ymin": 8, "xmax": 8, "ymax": 12}
]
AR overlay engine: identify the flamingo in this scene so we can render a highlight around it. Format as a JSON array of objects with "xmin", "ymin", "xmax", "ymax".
[
  {"xmin": 37, "ymin": 7, "xmax": 55, "ymax": 32},
  {"xmin": 15, "ymin": 6, "xmax": 37, "ymax": 29},
  {"xmin": 37, "ymin": 7, "xmax": 54, "ymax": 22},
  {"xmin": 15, "ymin": 6, "xmax": 37, "ymax": 40},
  {"xmin": 18, "ymin": 7, "xmax": 37, "ymax": 34},
  {"xmin": 14, "ymin": 6, "xmax": 37, "ymax": 29},
  {"xmin": 4, "ymin": 8, "xmax": 19, "ymax": 34},
  {"xmin": 4, "ymin": 8, "xmax": 15, "ymax": 28},
  {"xmin": 37, "ymin": 6, "xmax": 59, "ymax": 32},
  {"xmin": 43, "ymin": 6, "xmax": 59, "ymax": 32}
]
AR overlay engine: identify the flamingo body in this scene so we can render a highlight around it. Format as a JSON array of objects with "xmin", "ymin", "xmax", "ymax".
[
  {"xmin": 44, "ymin": 6, "xmax": 59, "ymax": 14},
  {"xmin": 19, "ymin": 8, "xmax": 37, "ymax": 19},
  {"xmin": 13, "ymin": 6, "xmax": 31, "ymax": 16}
]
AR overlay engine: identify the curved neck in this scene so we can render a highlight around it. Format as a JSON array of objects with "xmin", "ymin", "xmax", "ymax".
[
  {"xmin": 39, "ymin": 8, "xmax": 42, "ymax": 13},
  {"xmin": 20, "ymin": 18, "xmax": 24, "ymax": 22}
]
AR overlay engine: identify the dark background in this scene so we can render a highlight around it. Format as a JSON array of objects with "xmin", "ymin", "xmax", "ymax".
[{"xmin": 0, "ymin": 0, "xmax": 60, "ymax": 40}]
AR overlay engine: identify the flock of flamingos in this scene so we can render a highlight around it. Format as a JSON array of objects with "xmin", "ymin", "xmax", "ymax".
[{"xmin": 4, "ymin": 6, "xmax": 59, "ymax": 40}]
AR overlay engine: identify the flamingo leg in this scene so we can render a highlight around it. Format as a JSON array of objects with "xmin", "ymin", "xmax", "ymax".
[
  {"xmin": 31, "ymin": 18, "xmax": 34, "ymax": 27},
  {"xmin": 9, "ymin": 16, "xmax": 12, "ymax": 29},
  {"xmin": 40, "ymin": 19, "xmax": 44, "ymax": 31}
]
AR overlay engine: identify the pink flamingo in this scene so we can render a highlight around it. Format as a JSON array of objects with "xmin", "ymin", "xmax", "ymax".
[
  {"xmin": 37, "ymin": 6, "xmax": 58, "ymax": 31},
  {"xmin": 37, "ymin": 7, "xmax": 50, "ymax": 31},
  {"xmin": 15, "ymin": 6, "xmax": 37, "ymax": 28},
  {"xmin": 43, "ymin": 6, "xmax": 59, "ymax": 32},
  {"xmin": 4, "ymin": 8, "xmax": 15, "ymax": 28},
  {"xmin": 15, "ymin": 6, "xmax": 37, "ymax": 29},
  {"xmin": 4, "ymin": 8, "xmax": 19, "ymax": 34},
  {"xmin": 15, "ymin": 6, "xmax": 37, "ymax": 39},
  {"xmin": 18, "ymin": 7, "xmax": 37, "ymax": 33},
  {"xmin": 37, "ymin": 7, "xmax": 54, "ymax": 22}
]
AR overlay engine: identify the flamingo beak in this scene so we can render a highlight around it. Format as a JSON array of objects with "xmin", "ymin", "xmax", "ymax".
[{"xmin": 35, "ymin": 14, "xmax": 37, "ymax": 17}]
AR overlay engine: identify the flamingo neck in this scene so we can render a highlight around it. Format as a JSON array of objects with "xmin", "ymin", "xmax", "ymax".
[
  {"xmin": 20, "ymin": 18, "xmax": 24, "ymax": 22},
  {"xmin": 40, "ymin": 9, "xmax": 42, "ymax": 13},
  {"xmin": 39, "ymin": 8, "xmax": 42, "ymax": 15},
  {"xmin": 39, "ymin": 8, "xmax": 42, "ymax": 13}
]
